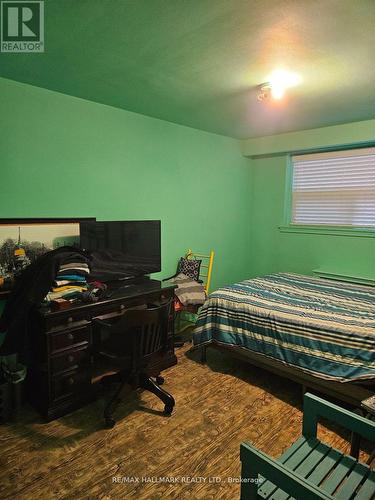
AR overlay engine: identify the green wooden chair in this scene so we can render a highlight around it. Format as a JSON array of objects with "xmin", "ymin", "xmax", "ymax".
[{"xmin": 240, "ymin": 393, "xmax": 375, "ymax": 499}]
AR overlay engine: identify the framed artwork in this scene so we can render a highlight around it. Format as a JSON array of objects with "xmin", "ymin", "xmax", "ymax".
[{"xmin": 0, "ymin": 218, "xmax": 95, "ymax": 298}]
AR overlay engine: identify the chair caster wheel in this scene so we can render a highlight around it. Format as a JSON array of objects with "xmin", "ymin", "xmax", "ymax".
[
  {"xmin": 164, "ymin": 404, "xmax": 174, "ymax": 415},
  {"xmin": 156, "ymin": 375, "xmax": 164, "ymax": 385},
  {"xmin": 105, "ymin": 417, "xmax": 116, "ymax": 428}
]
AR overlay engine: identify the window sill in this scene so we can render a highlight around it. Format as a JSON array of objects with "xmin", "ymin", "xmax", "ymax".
[
  {"xmin": 313, "ymin": 269, "xmax": 375, "ymax": 286},
  {"xmin": 278, "ymin": 225, "xmax": 375, "ymax": 238}
]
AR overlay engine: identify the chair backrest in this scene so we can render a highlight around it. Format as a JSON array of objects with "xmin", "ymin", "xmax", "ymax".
[
  {"xmin": 94, "ymin": 300, "xmax": 172, "ymax": 370},
  {"xmin": 185, "ymin": 249, "xmax": 214, "ymax": 294},
  {"xmin": 127, "ymin": 303, "xmax": 170, "ymax": 360}
]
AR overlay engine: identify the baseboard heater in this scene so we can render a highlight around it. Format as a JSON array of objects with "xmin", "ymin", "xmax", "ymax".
[{"xmin": 313, "ymin": 269, "xmax": 375, "ymax": 287}]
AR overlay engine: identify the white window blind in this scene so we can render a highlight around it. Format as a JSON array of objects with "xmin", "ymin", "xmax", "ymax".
[{"xmin": 291, "ymin": 147, "xmax": 375, "ymax": 227}]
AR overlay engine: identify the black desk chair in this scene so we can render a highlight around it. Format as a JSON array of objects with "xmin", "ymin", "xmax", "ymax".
[{"xmin": 93, "ymin": 301, "xmax": 175, "ymax": 428}]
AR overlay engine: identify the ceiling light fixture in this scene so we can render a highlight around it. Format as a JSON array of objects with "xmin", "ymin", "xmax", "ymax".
[{"xmin": 257, "ymin": 69, "xmax": 302, "ymax": 102}]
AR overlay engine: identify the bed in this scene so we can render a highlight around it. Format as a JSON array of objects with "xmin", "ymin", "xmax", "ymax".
[{"xmin": 193, "ymin": 273, "xmax": 375, "ymax": 407}]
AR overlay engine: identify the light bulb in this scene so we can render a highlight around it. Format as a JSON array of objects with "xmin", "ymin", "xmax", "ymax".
[
  {"xmin": 270, "ymin": 85, "xmax": 285, "ymax": 100},
  {"xmin": 266, "ymin": 69, "xmax": 302, "ymax": 101}
]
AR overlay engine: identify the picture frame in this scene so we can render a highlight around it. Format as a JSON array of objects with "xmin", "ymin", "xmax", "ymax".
[{"xmin": 0, "ymin": 218, "xmax": 95, "ymax": 299}]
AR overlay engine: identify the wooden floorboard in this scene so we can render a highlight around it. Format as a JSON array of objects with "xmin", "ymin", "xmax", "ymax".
[{"xmin": 0, "ymin": 341, "xmax": 371, "ymax": 499}]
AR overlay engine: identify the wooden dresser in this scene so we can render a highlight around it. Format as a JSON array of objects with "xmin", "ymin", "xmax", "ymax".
[{"xmin": 27, "ymin": 280, "xmax": 176, "ymax": 421}]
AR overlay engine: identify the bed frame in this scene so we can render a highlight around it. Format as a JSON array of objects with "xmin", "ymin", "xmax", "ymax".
[{"xmin": 199, "ymin": 342, "xmax": 374, "ymax": 410}]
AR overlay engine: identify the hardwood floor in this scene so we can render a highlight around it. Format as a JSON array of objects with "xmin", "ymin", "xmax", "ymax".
[{"xmin": 0, "ymin": 341, "xmax": 371, "ymax": 499}]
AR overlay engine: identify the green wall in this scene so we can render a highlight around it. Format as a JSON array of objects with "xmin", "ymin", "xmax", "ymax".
[
  {"xmin": 1, "ymin": 74, "xmax": 374, "ymax": 307},
  {"xmin": 248, "ymin": 132, "xmax": 375, "ymax": 279},
  {"xmin": 0, "ymin": 77, "xmax": 252, "ymax": 293}
]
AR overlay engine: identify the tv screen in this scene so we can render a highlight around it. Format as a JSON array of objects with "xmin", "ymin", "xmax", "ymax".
[{"xmin": 79, "ymin": 220, "xmax": 161, "ymax": 281}]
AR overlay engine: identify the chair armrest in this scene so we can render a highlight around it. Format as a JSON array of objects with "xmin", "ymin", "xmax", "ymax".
[
  {"xmin": 162, "ymin": 273, "xmax": 178, "ymax": 282},
  {"xmin": 303, "ymin": 392, "xmax": 375, "ymax": 442},
  {"xmin": 240, "ymin": 442, "xmax": 333, "ymax": 499}
]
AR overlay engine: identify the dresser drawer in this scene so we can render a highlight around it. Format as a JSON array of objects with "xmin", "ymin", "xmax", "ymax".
[
  {"xmin": 51, "ymin": 345, "xmax": 89, "ymax": 374},
  {"xmin": 49, "ymin": 326, "xmax": 90, "ymax": 354},
  {"xmin": 51, "ymin": 369, "xmax": 90, "ymax": 402},
  {"xmin": 45, "ymin": 314, "xmax": 89, "ymax": 332}
]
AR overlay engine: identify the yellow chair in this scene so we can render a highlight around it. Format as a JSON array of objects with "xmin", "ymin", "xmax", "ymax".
[
  {"xmin": 184, "ymin": 249, "xmax": 215, "ymax": 295},
  {"xmin": 173, "ymin": 249, "xmax": 215, "ymax": 340}
]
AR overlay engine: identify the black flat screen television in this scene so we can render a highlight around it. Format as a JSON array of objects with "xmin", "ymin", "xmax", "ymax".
[{"xmin": 79, "ymin": 220, "xmax": 161, "ymax": 282}]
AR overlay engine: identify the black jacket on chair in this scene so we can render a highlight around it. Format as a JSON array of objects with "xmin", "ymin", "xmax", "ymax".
[{"xmin": 0, "ymin": 246, "xmax": 90, "ymax": 358}]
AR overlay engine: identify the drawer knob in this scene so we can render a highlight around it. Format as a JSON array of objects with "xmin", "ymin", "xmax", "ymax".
[
  {"xmin": 120, "ymin": 305, "xmax": 125, "ymax": 311},
  {"xmin": 67, "ymin": 377, "xmax": 75, "ymax": 386},
  {"xmin": 67, "ymin": 333, "xmax": 74, "ymax": 341},
  {"xmin": 67, "ymin": 355, "xmax": 74, "ymax": 363},
  {"xmin": 67, "ymin": 317, "xmax": 73, "ymax": 323}
]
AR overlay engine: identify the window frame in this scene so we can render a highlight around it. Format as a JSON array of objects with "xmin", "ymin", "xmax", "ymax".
[{"xmin": 280, "ymin": 145, "xmax": 375, "ymax": 238}]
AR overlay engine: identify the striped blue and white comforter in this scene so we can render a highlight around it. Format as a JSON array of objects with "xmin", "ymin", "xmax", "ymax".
[{"xmin": 193, "ymin": 273, "xmax": 375, "ymax": 382}]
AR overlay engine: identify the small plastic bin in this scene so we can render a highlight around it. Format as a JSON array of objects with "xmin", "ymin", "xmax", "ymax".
[
  {"xmin": 0, "ymin": 362, "xmax": 26, "ymax": 422},
  {"xmin": 0, "ymin": 379, "xmax": 12, "ymax": 423}
]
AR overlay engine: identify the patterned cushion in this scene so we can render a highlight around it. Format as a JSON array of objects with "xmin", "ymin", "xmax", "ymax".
[{"xmin": 177, "ymin": 258, "xmax": 201, "ymax": 281}]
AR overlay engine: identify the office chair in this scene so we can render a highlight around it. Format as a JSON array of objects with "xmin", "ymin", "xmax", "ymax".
[{"xmin": 93, "ymin": 301, "xmax": 175, "ymax": 428}]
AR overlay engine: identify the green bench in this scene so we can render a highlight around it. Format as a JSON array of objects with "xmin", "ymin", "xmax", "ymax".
[{"xmin": 240, "ymin": 393, "xmax": 375, "ymax": 499}]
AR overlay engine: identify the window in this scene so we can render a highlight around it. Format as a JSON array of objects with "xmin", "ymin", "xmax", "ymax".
[{"xmin": 291, "ymin": 147, "xmax": 375, "ymax": 227}]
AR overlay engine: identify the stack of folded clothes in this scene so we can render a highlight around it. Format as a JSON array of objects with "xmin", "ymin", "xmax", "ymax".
[{"xmin": 46, "ymin": 259, "xmax": 90, "ymax": 302}]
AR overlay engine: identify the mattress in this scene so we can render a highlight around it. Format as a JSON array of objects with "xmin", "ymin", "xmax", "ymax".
[{"xmin": 193, "ymin": 273, "xmax": 375, "ymax": 382}]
